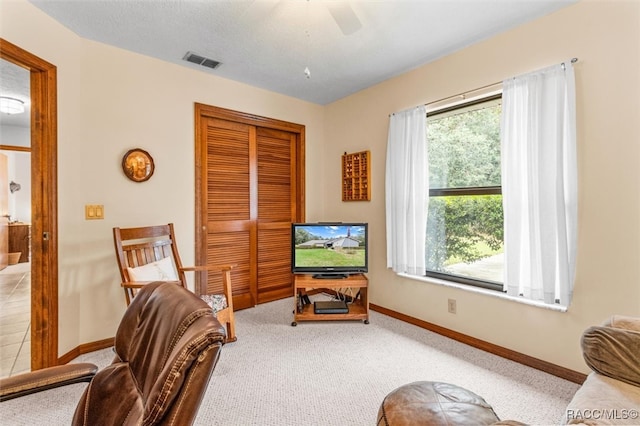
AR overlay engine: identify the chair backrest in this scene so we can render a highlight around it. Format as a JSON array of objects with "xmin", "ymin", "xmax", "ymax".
[
  {"xmin": 113, "ymin": 223, "xmax": 188, "ymax": 303},
  {"xmin": 72, "ymin": 281, "xmax": 226, "ymax": 425}
]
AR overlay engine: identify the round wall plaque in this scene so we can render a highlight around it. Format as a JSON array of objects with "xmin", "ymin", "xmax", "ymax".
[{"xmin": 122, "ymin": 148, "xmax": 154, "ymax": 182}]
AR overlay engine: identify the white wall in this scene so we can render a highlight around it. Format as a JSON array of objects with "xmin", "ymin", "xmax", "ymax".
[
  {"xmin": 0, "ymin": 125, "xmax": 31, "ymax": 222},
  {"xmin": 1, "ymin": 0, "xmax": 325, "ymax": 355},
  {"xmin": 324, "ymin": 0, "xmax": 640, "ymax": 373},
  {"xmin": 7, "ymin": 151, "xmax": 31, "ymax": 222}
]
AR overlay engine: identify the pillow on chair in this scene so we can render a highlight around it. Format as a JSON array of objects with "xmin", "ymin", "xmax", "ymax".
[{"xmin": 127, "ymin": 257, "xmax": 179, "ymax": 281}]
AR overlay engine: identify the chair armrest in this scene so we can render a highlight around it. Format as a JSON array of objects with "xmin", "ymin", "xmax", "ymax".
[
  {"xmin": 581, "ymin": 324, "xmax": 640, "ymax": 387},
  {"xmin": 0, "ymin": 363, "xmax": 97, "ymax": 401},
  {"xmin": 180, "ymin": 264, "xmax": 235, "ymax": 273},
  {"xmin": 122, "ymin": 280, "xmax": 181, "ymax": 289}
]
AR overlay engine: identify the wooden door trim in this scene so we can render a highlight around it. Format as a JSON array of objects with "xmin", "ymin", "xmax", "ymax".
[
  {"xmin": 1, "ymin": 38, "xmax": 58, "ymax": 369},
  {"xmin": 196, "ymin": 103, "xmax": 306, "ymax": 134},
  {"xmin": 194, "ymin": 103, "xmax": 305, "ymax": 303}
]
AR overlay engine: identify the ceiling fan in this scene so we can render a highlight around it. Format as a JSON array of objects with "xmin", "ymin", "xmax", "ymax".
[
  {"xmin": 246, "ymin": 0, "xmax": 363, "ymax": 79},
  {"xmin": 324, "ymin": 2, "xmax": 362, "ymax": 35},
  {"xmin": 250, "ymin": 1, "xmax": 363, "ymax": 36}
]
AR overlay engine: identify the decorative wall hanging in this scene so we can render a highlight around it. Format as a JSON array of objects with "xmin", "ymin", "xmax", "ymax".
[
  {"xmin": 342, "ymin": 150, "xmax": 371, "ymax": 201},
  {"xmin": 122, "ymin": 148, "xmax": 154, "ymax": 182}
]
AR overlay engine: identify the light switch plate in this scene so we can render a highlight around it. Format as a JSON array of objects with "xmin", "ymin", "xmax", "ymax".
[{"xmin": 85, "ymin": 204, "xmax": 104, "ymax": 220}]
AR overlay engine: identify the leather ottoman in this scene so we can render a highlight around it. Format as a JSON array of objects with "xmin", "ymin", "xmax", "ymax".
[{"xmin": 377, "ymin": 381, "xmax": 501, "ymax": 426}]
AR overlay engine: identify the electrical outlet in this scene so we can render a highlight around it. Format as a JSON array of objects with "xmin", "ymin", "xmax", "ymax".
[{"xmin": 447, "ymin": 298, "xmax": 457, "ymax": 314}]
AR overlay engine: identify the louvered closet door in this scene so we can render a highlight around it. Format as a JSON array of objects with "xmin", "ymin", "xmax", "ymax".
[
  {"xmin": 204, "ymin": 118, "xmax": 256, "ymax": 309},
  {"xmin": 201, "ymin": 115, "xmax": 300, "ymax": 310},
  {"xmin": 256, "ymin": 127, "xmax": 297, "ymax": 303}
]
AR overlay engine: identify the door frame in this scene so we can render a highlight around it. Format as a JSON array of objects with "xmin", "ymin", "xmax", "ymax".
[
  {"xmin": 194, "ymin": 103, "xmax": 305, "ymax": 306},
  {"xmin": 1, "ymin": 38, "xmax": 58, "ymax": 369}
]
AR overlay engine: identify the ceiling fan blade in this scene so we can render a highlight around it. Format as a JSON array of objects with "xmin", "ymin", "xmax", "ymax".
[{"xmin": 326, "ymin": 2, "xmax": 362, "ymax": 35}]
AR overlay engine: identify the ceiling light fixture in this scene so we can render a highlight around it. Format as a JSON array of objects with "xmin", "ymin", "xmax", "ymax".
[{"xmin": 0, "ymin": 97, "xmax": 25, "ymax": 115}]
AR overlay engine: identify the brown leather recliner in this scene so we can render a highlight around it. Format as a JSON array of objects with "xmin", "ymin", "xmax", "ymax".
[{"xmin": 0, "ymin": 281, "xmax": 227, "ymax": 425}]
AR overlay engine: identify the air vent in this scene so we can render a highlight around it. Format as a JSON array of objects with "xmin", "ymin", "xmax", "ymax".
[{"xmin": 182, "ymin": 52, "xmax": 221, "ymax": 69}]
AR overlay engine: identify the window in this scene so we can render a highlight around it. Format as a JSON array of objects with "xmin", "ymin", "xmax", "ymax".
[{"xmin": 425, "ymin": 95, "xmax": 504, "ymax": 291}]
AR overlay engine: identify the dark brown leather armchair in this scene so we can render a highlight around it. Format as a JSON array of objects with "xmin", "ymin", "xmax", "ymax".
[{"xmin": 0, "ymin": 281, "xmax": 226, "ymax": 425}]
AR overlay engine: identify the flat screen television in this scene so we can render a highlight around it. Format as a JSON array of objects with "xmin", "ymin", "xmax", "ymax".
[{"xmin": 291, "ymin": 222, "xmax": 368, "ymax": 278}]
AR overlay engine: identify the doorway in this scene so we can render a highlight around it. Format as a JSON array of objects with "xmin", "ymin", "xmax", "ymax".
[
  {"xmin": 0, "ymin": 62, "xmax": 31, "ymax": 374},
  {"xmin": 0, "ymin": 39, "xmax": 58, "ymax": 370}
]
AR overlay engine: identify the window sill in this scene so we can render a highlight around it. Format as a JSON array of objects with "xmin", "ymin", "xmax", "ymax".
[{"xmin": 397, "ymin": 272, "xmax": 568, "ymax": 313}]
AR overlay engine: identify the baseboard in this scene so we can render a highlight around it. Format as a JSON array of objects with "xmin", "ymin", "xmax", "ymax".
[
  {"xmin": 58, "ymin": 338, "xmax": 114, "ymax": 366},
  {"xmin": 370, "ymin": 303, "xmax": 587, "ymax": 385}
]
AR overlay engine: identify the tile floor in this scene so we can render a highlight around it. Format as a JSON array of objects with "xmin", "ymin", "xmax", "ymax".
[{"xmin": 0, "ymin": 262, "xmax": 31, "ymax": 378}]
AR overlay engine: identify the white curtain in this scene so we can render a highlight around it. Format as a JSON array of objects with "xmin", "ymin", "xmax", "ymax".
[
  {"xmin": 385, "ymin": 106, "xmax": 428, "ymax": 275},
  {"xmin": 501, "ymin": 61, "xmax": 577, "ymax": 307}
]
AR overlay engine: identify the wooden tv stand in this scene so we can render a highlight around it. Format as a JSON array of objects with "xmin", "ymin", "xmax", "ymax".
[{"xmin": 291, "ymin": 274, "xmax": 369, "ymax": 326}]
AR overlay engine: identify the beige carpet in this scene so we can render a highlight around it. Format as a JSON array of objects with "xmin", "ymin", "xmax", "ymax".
[{"xmin": 0, "ymin": 295, "xmax": 580, "ymax": 425}]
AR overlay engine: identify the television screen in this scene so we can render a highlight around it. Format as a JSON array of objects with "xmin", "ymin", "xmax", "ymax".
[{"xmin": 291, "ymin": 222, "xmax": 368, "ymax": 278}]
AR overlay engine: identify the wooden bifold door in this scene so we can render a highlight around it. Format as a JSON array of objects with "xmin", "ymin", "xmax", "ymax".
[{"xmin": 195, "ymin": 104, "xmax": 305, "ymax": 310}]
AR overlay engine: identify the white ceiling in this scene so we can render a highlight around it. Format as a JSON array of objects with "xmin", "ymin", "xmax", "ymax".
[{"xmin": 2, "ymin": 0, "xmax": 577, "ymax": 129}]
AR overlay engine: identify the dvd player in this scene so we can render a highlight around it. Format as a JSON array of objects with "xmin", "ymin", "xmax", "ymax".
[{"xmin": 314, "ymin": 300, "xmax": 349, "ymax": 314}]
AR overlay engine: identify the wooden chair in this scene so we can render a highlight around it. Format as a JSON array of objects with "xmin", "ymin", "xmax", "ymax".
[{"xmin": 113, "ymin": 223, "xmax": 236, "ymax": 342}]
